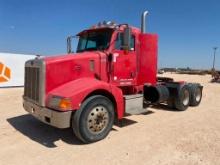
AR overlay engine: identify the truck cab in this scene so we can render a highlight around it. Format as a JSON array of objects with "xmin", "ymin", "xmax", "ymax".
[{"xmin": 23, "ymin": 11, "xmax": 203, "ymax": 143}]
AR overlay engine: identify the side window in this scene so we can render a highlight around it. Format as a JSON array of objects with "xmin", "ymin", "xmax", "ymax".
[
  {"xmin": 115, "ymin": 33, "xmax": 135, "ymax": 51},
  {"xmin": 115, "ymin": 33, "xmax": 123, "ymax": 50},
  {"xmin": 87, "ymin": 40, "xmax": 96, "ymax": 49},
  {"xmin": 77, "ymin": 37, "xmax": 87, "ymax": 51}
]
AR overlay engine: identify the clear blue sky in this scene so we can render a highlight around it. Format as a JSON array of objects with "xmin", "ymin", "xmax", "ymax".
[{"xmin": 0, "ymin": 0, "xmax": 219, "ymax": 69}]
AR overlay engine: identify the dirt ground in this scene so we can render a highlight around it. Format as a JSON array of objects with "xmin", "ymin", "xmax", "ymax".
[{"xmin": 0, "ymin": 73, "xmax": 220, "ymax": 165}]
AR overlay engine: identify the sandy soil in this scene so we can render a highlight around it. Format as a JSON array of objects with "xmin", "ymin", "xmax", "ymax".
[{"xmin": 0, "ymin": 73, "xmax": 220, "ymax": 165}]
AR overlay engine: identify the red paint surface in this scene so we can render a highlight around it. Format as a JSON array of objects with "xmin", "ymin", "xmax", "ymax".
[
  {"xmin": 137, "ymin": 33, "xmax": 158, "ymax": 85},
  {"xmin": 45, "ymin": 52, "xmax": 103, "ymax": 93},
  {"xmin": 43, "ymin": 26, "xmax": 158, "ymax": 119},
  {"xmin": 46, "ymin": 78, "xmax": 124, "ymax": 119}
]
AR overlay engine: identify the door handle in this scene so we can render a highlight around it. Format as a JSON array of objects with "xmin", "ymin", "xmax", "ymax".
[
  {"xmin": 74, "ymin": 65, "xmax": 81, "ymax": 71},
  {"xmin": 130, "ymin": 72, "xmax": 135, "ymax": 78}
]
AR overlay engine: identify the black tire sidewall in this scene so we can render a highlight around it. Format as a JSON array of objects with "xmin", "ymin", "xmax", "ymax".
[
  {"xmin": 175, "ymin": 85, "xmax": 190, "ymax": 111},
  {"xmin": 78, "ymin": 95, "xmax": 114, "ymax": 143},
  {"xmin": 189, "ymin": 84, "xmax": 202, "ymax": 106}
]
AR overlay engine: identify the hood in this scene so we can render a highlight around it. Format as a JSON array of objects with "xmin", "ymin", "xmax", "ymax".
[{"xmin": 44, "ymin": 51, "xmax": 106, "ymax": 93}]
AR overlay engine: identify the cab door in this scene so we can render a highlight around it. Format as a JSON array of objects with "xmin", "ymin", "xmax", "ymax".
[{"xmin": 111, "ymin": 32, "xmax": 137, "ymax": 86}]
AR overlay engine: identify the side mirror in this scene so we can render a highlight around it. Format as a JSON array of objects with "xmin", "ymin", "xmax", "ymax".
[
  {"xmin": 122, "ymin": 26, "xmax": 131, "ymax": 51},
  {"xmin": 67, "ymin": 35, "xmax": 79, "ymax": 54}
]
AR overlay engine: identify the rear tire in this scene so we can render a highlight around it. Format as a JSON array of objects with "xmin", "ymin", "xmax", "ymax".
[
  {"xmin": 174, "ymin": 85, "xmax": 190, "ymax": 111},
  {"xmin": 72, "ymin": 95, "xmax": 114, "ymax": 143},
  {"xmin": 188, "ymin": 84, "xmax": 202, "ymax": 106},
  {"xmin": 167, "ymin": 99, "xmax": 175, "ymax": 109}
]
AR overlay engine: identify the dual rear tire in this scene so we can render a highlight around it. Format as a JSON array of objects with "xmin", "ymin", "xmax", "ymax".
[
  {"xmin": 174, "ymin": 85, "xmax": 190, "ymax": 111},
  {"xmin": 188, "ymin": 83, "xmax": 202, "ymax": 106},
  {"xmin": 169, "ymin": 84, "xmax": 202, "ymax": 111}
]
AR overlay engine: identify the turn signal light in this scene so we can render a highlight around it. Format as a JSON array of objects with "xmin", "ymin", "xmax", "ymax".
[
  {"xmin": 47, "ymin": 96, "xmax": 72, "ymax": 111},
  {"xmin": 59, "ymin": 98, "xmax": 72, "ymax": 111}
]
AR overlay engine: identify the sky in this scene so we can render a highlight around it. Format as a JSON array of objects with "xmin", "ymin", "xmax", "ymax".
[{"xmin": 0, "ymin": 0, "xmax": 220, "ymax": 69}]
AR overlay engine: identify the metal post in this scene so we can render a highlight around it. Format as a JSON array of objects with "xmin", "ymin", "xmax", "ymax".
[{"xmin": 213, "ymin": 47, "xmax": 218, "ymax": 70}]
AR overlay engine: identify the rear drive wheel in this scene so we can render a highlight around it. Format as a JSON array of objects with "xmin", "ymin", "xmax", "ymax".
[
  {"xmin": 189, "ymin": 84, "xmax": 202, "ymax": 106},
  {"xmin": 72, "ymin": 95, "xmax": 114, "ymax": 143},
  {"xmin": 174, "ymin": 85, "xmax": 190, "ymax": 111},
  {"xmin": 167, "ymin": 99, "xmax": 175, "ymax": 109}
]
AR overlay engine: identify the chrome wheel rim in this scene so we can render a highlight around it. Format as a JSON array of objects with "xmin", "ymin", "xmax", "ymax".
[
  {"xmin": 195, "ymin": 88, "xmax": 201, "ymax": 102},
  {"xmin": 87, "ymin": 106, "xmax": 109, "ymax": 134},
  {"xmin": 183, "ymin": 90, "xmax": 190, "ymax": 106}
]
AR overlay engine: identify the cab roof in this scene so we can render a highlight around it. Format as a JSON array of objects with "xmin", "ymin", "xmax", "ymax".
[{"xmin": 77, "ymin": 21, "xmax": 141, "ymax": 36}]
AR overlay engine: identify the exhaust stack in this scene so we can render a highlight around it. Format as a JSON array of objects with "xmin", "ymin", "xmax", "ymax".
[{"xmin": 141, "ymin": 11, "xmax": 149, "ymax": 33}]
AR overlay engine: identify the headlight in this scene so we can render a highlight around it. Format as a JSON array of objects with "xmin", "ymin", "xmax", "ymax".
[{"xmin": 47, "ymin": 96, "xmax": 72, "ymax": 111}]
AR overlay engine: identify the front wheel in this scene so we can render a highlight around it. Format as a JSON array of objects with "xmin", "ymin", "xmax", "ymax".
[{"xmin": 72, "ymin": 95, "xmax": 115, "ymax": 143}]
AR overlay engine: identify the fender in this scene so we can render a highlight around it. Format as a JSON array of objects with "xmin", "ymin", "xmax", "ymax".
[{"xmin": 46, "ymin": 78, "xmax": 125, "ymax": 119}]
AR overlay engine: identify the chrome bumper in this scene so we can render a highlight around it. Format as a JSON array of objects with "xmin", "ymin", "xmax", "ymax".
[{"xmin": 23, "ymin": 99, "xmax": 72, "ymax": 128}]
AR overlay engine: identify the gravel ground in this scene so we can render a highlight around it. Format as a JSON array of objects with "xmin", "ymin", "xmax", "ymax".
[{"xmin": 0, "ymin": 73, "xmax": 220, "ymax": 165}]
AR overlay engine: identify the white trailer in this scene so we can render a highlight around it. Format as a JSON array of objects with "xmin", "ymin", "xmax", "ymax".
[{"xmin": 0, "ymin": 53, "xmax": 37, "ymax": 87}]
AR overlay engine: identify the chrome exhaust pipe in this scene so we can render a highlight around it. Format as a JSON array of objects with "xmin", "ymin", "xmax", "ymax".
[{"xmin": 141, "ymin": 11, "xmax": 149, "ymax": 33}]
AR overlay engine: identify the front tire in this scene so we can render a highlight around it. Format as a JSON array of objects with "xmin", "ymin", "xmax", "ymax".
[{"xmin": 72, "ymin": 95, "xmax": 114, "ymax": 143}]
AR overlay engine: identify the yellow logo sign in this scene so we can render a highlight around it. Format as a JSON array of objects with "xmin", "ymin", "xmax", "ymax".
[{"xmin": 0, "ymin": 62, "xmax": 11, "ymax": 83}]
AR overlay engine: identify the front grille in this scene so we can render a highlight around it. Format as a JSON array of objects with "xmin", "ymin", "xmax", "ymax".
[{"xmin": 24, "ymin": 67, "xmax": 40, "ymax": 102}]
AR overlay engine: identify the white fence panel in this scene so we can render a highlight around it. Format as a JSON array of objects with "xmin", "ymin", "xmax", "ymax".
[{"xmin": 0, "ymin": 53, "xmax": 36, "ymax": 87}]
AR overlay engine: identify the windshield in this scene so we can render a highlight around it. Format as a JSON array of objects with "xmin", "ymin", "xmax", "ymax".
[{"xmin": 77, "ymin": 29, "xmax": 113, "ymax": 52}]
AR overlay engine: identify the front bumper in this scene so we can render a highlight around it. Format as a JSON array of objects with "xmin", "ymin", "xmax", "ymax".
[{"xmin": 23, "ymin": 99, "xmax": 72, "ymax": 128}]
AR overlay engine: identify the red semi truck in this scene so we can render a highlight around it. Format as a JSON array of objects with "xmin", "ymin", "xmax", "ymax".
[{"xmin": 23, "ymin": 11, "xmax": 203, "ymax": 143}]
